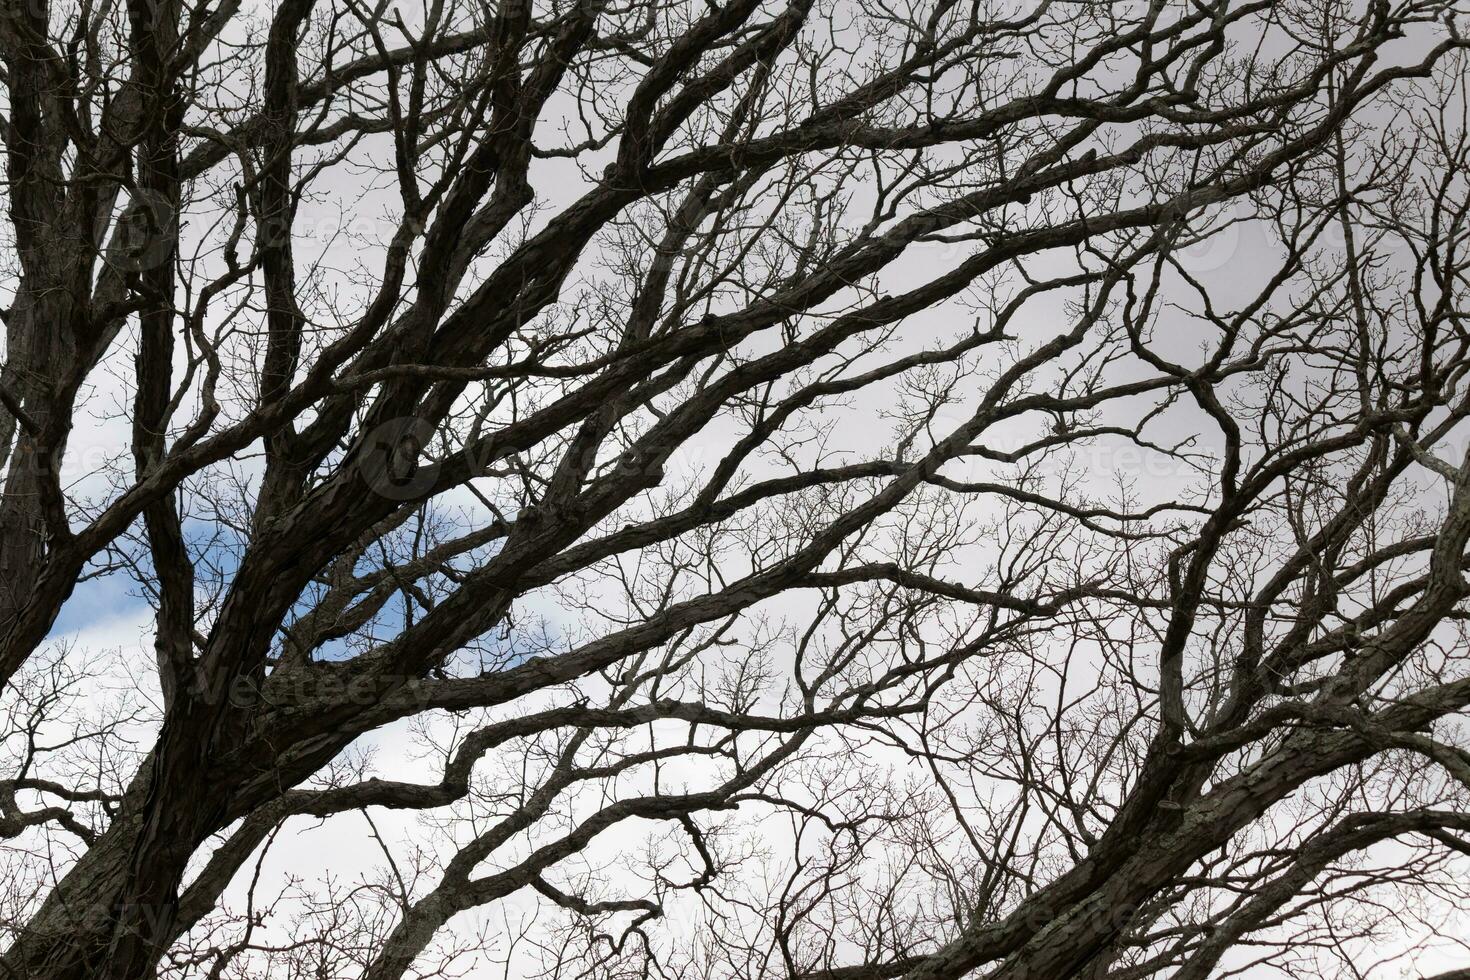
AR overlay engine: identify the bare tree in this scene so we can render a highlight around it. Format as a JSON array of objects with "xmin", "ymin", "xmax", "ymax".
[{"xmin": 3, "ymin": 0, "xmax": 1470, "ymax": 977}]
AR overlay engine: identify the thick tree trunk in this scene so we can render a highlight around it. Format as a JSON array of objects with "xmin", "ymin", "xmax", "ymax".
[
  {"xmin": 0, "ymin": 744, "xmax": 230, "ymax": 980},
  {"xmin": 2, "ymin": 808, "xmax": 148, "ymax": 979},
  {"xmin": 0, "ymin": 281, "xmax": 78, "ymax": 636}
]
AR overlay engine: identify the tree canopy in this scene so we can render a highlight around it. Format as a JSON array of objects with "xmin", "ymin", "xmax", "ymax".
[{"xmin": 3, "ymin": 0, "xmax": 1470, "ymax": 977}]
